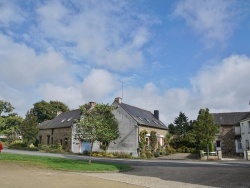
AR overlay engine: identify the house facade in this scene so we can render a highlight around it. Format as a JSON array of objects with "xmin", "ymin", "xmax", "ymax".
[
  {"xmin": 211, "ymin": 112, "xmax": 250, "ymax": 156},
  {"xmin": 37, "ymin": 98, "xmax": 168, "ymax": 157},
  {"xmin": 239, "ymin": 114, "xmax": 250, "ymax": 159},
  {"xmin": 108, "ymin": 97, "xmax": 168, "ymax": 157}
]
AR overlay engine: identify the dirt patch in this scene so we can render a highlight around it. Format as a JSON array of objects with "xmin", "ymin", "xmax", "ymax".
[{"xmin": 0, "ymin": 161, "xmax": 143, "ymax": 188}]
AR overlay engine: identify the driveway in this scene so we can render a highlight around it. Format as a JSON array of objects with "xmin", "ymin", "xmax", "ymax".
[{"xmin": 2, "ymin": 149, "xmax": 250, "ymax": 188}]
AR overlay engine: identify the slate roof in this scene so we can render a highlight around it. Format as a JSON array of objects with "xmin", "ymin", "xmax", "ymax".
[
  {"xmin": 211, "ymin": 112, "xmax": 250, "ymax": 126},
  {"xmin": 38, "ymin": 109, "xmax": 81, "ymax": 129},
  {"xmin": 120, "ymin": 103, "xmax": 167, "ymax": 130}
]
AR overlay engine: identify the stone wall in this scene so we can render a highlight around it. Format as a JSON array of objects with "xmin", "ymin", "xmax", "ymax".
[
  {"xmin": 220, "ymin": 125, "xmax": 236, "ymax": 156},
  {"xmin": 38, "ymin": 127, "xmax": 72, "ymax": 151}
]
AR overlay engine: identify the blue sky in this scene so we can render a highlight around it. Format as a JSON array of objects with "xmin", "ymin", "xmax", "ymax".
[{"xmin": 1, "ymin": 0, "xmax": 250, "ymax": 124}]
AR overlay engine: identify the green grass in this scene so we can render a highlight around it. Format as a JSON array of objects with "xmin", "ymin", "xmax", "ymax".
[{"xmin": 0, "ymin": 153, "xmax": 131, "ymax": 172}]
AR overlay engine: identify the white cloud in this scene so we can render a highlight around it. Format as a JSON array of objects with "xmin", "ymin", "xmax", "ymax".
[
  {"xmin": 81, "ymin": 69, "xmax": 119, "ymax": 102},
  {"xmin": 120, "ymin": 54, "xmax": 250, "ymax": 125},
  {"xmin": 38, "ymin": 83, "xmax": 83, "ymax": 109},
  {"xmin": 191, "ymin": 54, "xmax": 250, "ymax": 111},
  {"xmin": 34, "ymin": 1, "xmax": 151, "ymax": 71},
  {"xmin": 0, "ymin": 1, "xmax": 25, "ymax": 27},
  {"xmin": 174, "ymin": 0, "xmax": 240, "ymax": 44},
  {"xmin": 0, "ymin": 34, "xmax": 77, "ymax": 87}
]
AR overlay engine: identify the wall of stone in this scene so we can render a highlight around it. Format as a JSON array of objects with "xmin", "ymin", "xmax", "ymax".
[
  {"xmin": 38, "ymin": 127, "xmax": 72, "ymax": 152},
  {"xmin": 220, "ymin": 125, "xmax": 236, "ymax": 156}
]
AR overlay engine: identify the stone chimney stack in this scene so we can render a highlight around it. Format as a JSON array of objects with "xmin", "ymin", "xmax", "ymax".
[
  {"xmin": 89, "ymin": 102, "xmax": 96, "ymax": 108},
  {"xmin": 115, "ymin": 97, "xmax": 122, "ymax": 104},
  {"xmin": 154, "ymin": 110, "xmax": 159, "ymax": 120},
  {"xmin": 57, "ymin": 111, "xmax": 62, "ymax": 116}
]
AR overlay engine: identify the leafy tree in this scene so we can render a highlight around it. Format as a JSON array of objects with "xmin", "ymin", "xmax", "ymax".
[
  {"xmin": 0, "ymin": 100, "xmax": 14, "ymax": 116},
  {"xmin": 193, "ymin": 108, "xmax": 218, "ymax": 152},
  {"xmin": 174, "ymin": 112, "xmax": 190, "ymax": 137},
  {"xmin": 32, "ymin": 100, "xmax": 69, "ymax": 123},
  {"xmin": 76, "ymin": 103, "xmax": 119, "ymax": 158},
  {"xmin": 168, "ymin": 123, "xmax": 175, "ymax": 134},
  {"xmin": 19, "ymin": 110, "xmax": 39, "ymax": 145},
  {"xmin": 0, "ymin": 101, "xmax": 23, "ymax": 140}
]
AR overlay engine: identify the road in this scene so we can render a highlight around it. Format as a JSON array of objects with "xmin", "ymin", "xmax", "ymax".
[{"xmin": 2, "ymin": 149, "xmax": 250, "ymax": 188}]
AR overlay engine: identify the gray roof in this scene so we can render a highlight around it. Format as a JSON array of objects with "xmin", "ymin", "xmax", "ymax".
[
  {"xmin": 120, "ymin": 103, "xmax": 167, "ymax": 130},
  {"xmin": 211, "ymin": 112, "xmax": 250, "ymax": 126},
  {"xmin": 38, "ymin": 109, "xmax": 81, "ymax": 129}
]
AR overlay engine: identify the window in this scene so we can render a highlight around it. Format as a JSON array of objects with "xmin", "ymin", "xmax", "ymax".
[
  {"xmin": 47, "ymin": 135, "xmax": 50, "ymax": 145},
  {"xmin": 51, "ymin": 129, "xmax": 54, "ymax": 135},
  {"xmin": 64, "ymin": 137, "xmax": 68, "ymax": 145},
  {"xmin": 145, "ymin": 137, "xmax": 149, "ymax": 146},
  {"xmin": 39, "ymin": 136, "xmax": 42, "ymax": 144},
  {"xmin": 216, "ymin": 140, "xmax": 221, "ymax": 148},
  {"xmin": 67, "ymin": 117, "xmax": 72, "ymax": 121},
  {"xmin": 237, "ymin": 140, "xmax": 242, "ymax": 150},
  {"xmin": 145, "ymin": 118, "xmax": 150, "ymax": 123},
  {"xmin": 51, "ymin": 137, "xmax": 53, "ymax": 144},
  {"xmin": 61, "ymin": 118, "xmax": 66, "ymax": 122}
]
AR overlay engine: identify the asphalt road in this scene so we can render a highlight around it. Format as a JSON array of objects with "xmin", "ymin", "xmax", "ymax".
[{"xmin": 2, "ymin": 149, "xmax": 250, "ymax": 188}]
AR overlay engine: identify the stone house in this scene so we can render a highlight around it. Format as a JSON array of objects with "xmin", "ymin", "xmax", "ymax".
[
  {"xmin": 108, "ymin": 97, "xmax": 168, "ymax": 156},
  {"xmin": 211, "ymin": 112, "xmax": 250, "ymax": 156},
  {"xmin": 37, "ymin": 109, "xmax": 82, "ymax": 152},
  {"xmin": 37, "ymin": 98, "xmax": 168, "ymax": 156}
]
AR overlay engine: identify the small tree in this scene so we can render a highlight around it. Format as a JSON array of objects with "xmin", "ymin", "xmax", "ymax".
[
  {"xmin": 149, "ymin": 131, "xmax": 157, "ymax": 152},
  {"xmin": 193, "ymin": 108, "xmax": 218, "ymax": 158},
  {"xmin": 19, "ymin": 110, "xmax": 39, "ymax": 145},
  {"xmin": 76, "ymin": 103, "xmax": 119, "ymax": 162}
]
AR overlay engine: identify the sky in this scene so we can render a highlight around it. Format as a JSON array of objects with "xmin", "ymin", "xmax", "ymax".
[{"xmin": 1, "ymin": 0, "xmax": 250, "ymax": 125}]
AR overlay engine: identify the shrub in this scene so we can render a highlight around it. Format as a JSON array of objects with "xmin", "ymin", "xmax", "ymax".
[
  {"xmin": 8, "ymin": 142, "xmax": 27, "ymax": 149},
  {"xmin": 154, "ymin": 152, "xmax": 160, "ymax": 158},
  {"xmin": 39, "ymin": 144, "xmax": 64, "ymax": 153}
]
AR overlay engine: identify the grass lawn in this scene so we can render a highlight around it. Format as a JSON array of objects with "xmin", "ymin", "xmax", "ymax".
[{"xmin": 0, "ymin": 153, "xmax": 131, "ymax": 172}]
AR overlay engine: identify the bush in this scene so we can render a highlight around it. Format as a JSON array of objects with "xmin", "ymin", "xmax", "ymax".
[
  {"xmin": 39, "ymin": 144, "xmax": 64, "ymax": 153},
  {"xmin": 154, "ymin": 152, "xmax": 160, "ymax": 158},
  {"xmin": 8, "ymin": 142, "xmax": 27, "ymax": 149},
  {"xmin": 165, "ymin": 147, "xmax": 176, "ymax": 155}
]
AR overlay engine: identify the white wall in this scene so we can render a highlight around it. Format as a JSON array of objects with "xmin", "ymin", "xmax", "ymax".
[{"xmin": 240, "ymin": 118, "xmax": 250, "ymax": 153}]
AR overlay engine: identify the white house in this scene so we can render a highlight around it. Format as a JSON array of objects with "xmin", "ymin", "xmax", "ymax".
[{"xmin": 240, "ymin": 114, "xmax": 250, "ymax": 159}]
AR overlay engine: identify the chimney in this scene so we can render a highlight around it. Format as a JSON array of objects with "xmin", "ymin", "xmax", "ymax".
[
  {"xmin": 57, "ymin": 111, "xmax": 62, "ymax": 116},
  {"xmin": 115, "ymin": 97, "xmax": 122, "ymax": 104},
  {"xmin": 89, "ymin": 102, "xmax": 96, "ymax": 108},
  {"xmin": 154, "ymin": 110, "xmax": 159, "ymax": 120}
]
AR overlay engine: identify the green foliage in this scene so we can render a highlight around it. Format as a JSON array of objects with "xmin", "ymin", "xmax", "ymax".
[
  {"xmin": 32, "ymin": 100, "xmax": 69, "ymax": 123},
  {"xmin": 19, "ymin": 110, "xmax": 38, "ymax": 145},
  {"xmin": 38, "ymin": 144, "xmax": 64, "ymax": 153},
  {"xmin": 149, "ymin": 131, "xmax": 157, "ymax": 152},
  {"xmin": 8, "ymin": 141, "xmax": 39, "ymax": 151},
  {"xmin": 0, "ymin": 114, "xmax": 23, "ymax": 141},
  {"xmin": 193, "ymin": 108, "xmax": 218, "ymax": 151},
  {"xmin": 139, "ymin": 130, "xmax": 148, "ymax": 150},
  {"xmin": 0, "ymin": 100, "xmax": 14, "ymax": 116},
  {"xmin": 76, "ymin": 103, "xmax": 119, "ymax": 154}
]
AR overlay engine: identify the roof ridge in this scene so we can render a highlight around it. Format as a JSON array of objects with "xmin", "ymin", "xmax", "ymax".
[{"xmin": 121, "ymin": 102, "xmax": 151, "ymax": 113}]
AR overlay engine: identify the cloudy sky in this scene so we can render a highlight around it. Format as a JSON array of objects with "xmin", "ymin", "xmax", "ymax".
[{"xmin": 1, "ymin": 0, "xmax": 250, "ymax": 125}]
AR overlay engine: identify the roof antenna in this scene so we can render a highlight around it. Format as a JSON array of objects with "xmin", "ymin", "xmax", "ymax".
[{"xmin": 119, "ymin": 81, "xmax": 124, "ymax": 99}]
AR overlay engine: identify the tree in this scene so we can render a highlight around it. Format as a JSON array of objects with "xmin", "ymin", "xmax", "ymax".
[
  {"xmin": 174, "ymin": 112, "xmax": 190, "ymax": 137},
  {"xmin": 19, "ymin": 110, "xmax": 39, "ymax": 145},
  {"xmin": 193, "ymin": 108, "xmax": 218, "ymax": 154},
  {"xmin": 0, "ymin": 101, "xmax": 23, "ymax": 140},
  {"xmin": 32, "ymin": 100, "xmax": 69, "ymax": 123},
  {"xmin": 76, "ymin": 103, "xmax": 119, "ymax": 157},
  {"xmin": 0, "ymin": 100, "xmax": 14, "ymax": 116}
]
